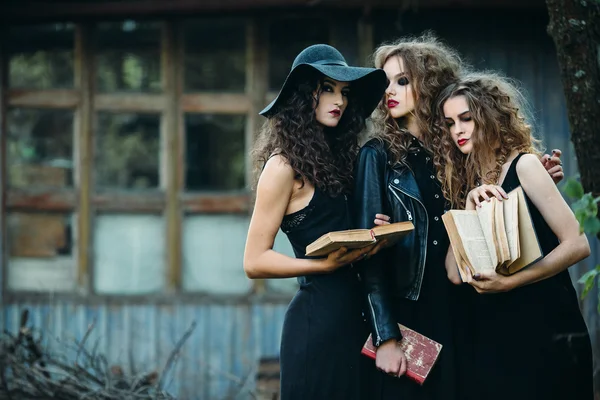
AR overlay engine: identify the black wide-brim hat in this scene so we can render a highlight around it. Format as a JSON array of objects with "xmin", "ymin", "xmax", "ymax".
[{"xmin": 259, "ymin": 44, "xmax": 387, "ymax": 119}]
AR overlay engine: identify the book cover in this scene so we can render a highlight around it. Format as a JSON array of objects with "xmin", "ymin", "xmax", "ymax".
[
  {"xmin": 361, "ymin": 324, "xmax": 443, "ymax": 385},
  {"xmin": 305, "ymin": 221, "xmax": 414, "ymax": 257}
]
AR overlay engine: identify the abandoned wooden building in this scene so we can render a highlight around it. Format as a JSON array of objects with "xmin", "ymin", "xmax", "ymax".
[{"xmin": 0, "ymin": 0, "xmax": 597, "ymax": 398}]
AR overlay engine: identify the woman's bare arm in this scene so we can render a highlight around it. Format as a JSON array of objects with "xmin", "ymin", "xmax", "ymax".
[
  {"xmin": 244, "ymin": 155, "xmax": 373, "ymax": 279},
  {"xmin": 505, "ymin": 154, "xmax": 590, "ymax": 287}
]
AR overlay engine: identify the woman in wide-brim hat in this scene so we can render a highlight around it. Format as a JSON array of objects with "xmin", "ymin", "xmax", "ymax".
[{"xmin": 244, "ymin": 44, "xmax": 387, "ymax": 399}]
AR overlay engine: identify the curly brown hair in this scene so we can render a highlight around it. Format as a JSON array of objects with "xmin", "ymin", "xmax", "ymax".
[
  {"xmin": 370, "ymin": 32, "xmax": 463, "ymax": 166},
  {"xmin": 252, "ymin": 72, "xmax": 367, "ymax": 196},
  {"xmin": 435, "ymin": 72, "xmax": 543, "ymax": 208}
]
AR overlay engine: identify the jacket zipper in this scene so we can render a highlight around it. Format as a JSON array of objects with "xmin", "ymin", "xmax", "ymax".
[
  {"xmin": 389, "ymin": 188, "xmax": 413, "ymax": 221},
  {"xmin": 367, "ymin": 293, "xmax": 383, "ymax": 346},
  {"xmin": 388, "ymin": 183, "xmax": 428, "ymax": 299}
]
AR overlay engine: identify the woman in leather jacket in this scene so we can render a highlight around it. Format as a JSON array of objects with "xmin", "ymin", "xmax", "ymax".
[{"xmin": 353, "ymin": 34, "xmax": 564, "ymax": 400}]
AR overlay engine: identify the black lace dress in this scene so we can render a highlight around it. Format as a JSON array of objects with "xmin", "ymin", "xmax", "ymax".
[
  {"xmin": 278, "ymin": 186, "xmax": 370, "ymax": 400},
  {"xmin": 465, "ymin": 153, "xmax": 593, "ymax": 399}
]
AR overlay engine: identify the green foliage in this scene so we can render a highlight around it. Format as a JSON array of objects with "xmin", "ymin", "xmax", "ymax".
[{"xmin": 562, "ymin": 177, "xmax": 600, "ymax": 311}]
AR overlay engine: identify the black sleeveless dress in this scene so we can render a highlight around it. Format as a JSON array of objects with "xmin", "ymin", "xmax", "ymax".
[
  {"xmin": 467, "ymin": 153, "xmax": 593, "ymax": 399},
  {"xmin": 279, "ymin": 186, "xmax": 369, "ymax": 400}
]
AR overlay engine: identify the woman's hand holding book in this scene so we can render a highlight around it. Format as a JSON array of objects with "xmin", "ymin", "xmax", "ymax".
[{"xmin": 466, "ymin": 184, "xmax": 508, "ymax": 209}]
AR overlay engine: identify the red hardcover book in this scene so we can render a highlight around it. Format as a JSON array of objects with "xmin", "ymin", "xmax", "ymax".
[{"xmin": 361, "ymin": 324, "xmax": 443, "ymax": 385}]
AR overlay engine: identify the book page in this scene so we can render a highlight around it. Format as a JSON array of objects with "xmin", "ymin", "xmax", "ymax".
[
  {"xmin": 305, "ymin": 229, "xmax": 375, "ymax": 257},
  {"xmin": 502, "ymin": 191, "xmax": 520, "ymax": 265},
  {"xmin": 449, "ymin": 210, "xmax": 496, "ymax": 273},
  {"xmin": 506, "ymin": 187, "xmax": 543, "ymax": 274},
  {"xmin": 372, "ymin": 221, "xmax": 414, "ymax": 237},
  {"xmin": 442, "ymin": 213, "xmax": 473, "ymax": 277},
  {"xmin": 493, "ymin": 199, "xmax": 510, "ymax": 265},
  {"xmin": 476, "ymin": 200, "xmax": 498, "ymax": 268},
  {"xmin": 372, "ymin": 221, "xmax": 414, "ymax": 247}
]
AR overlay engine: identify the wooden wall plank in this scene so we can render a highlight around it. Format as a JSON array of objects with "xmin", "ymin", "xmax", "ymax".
[
  {"xmin": 74, "ymin": 24, "xmax": 94, "ymax": 290},
  {"xmin": 95, "ymin": 94, "xmax": 165, "ymax": 112},
  {"xmin": 182, "ymin": 194, "xmax": 250, "ymax": 214},
  {"xmin": 6, "ymin": 191, "xmax": 249, "ymax": 213},
  {"xmin": 7, "ymin": 89, "xmax": 80, "ymax": 109},
  {"xmin": 7, "ymin": 191, "xmax": 76, "ymax": 211},
  {"xmin": 181, "ymin": 93, "xmax": 251, "ymax": 114},
  {"xmin": 245, "ymin": 18, "xmax": 268, "ymax": 293},
  {"xmin": 357, "ymin": 10, "xmax": 374, "ymax": 67},
  {"xmin": 92, "ymin": 192, "xmax": 165, "ymax": 212},
  {"xmin": 0, "ymin": 0, "xmax": 546, "ymax": 22},
  {"xmin": 163, "ymin": 22, "xmax": 182, "ymax": 291},
  {"xmin": 0, "ymin": 29, "xmax": 7, "ymax": 297}
]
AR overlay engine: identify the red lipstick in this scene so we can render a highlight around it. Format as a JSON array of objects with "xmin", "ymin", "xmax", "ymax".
[
  {"xmin": 387, "ymin": 99, "xmax": 399, "ymax": 108},
  {"xmin": 457, "ymin": 138, "xmax": 469, "ymax": 147},
  {"xmin": 329, "ymin": 109, "xmax": 341, "ymax": 117}
]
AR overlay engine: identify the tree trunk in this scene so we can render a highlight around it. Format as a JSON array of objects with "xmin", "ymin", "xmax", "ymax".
[{"xmin": 546, "ymin": 0, "xmax": 600, "ymax": 195}]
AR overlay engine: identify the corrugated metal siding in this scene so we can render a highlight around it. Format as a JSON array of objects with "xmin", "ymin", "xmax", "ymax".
[
  {"xmin": 1, "ymin": 302, "xmax": 289, "ymax": 399},
  {"xmin": 1, "ymin": 8, "xmax": 599, "ymax": 400}
]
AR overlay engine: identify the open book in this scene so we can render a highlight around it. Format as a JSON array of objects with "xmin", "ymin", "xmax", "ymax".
[
  {"xmin": 442, "ymin": 186, "xmax": 542, "ymax": 277},
  {"xmin": 305, "ymin": 221, "xmax": 414, "ymax": 257}
]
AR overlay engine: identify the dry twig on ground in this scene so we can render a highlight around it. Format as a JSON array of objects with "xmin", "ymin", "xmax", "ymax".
[{"xmin": 0, "ymin": 309, "xmax": 196, "ymax": 400}]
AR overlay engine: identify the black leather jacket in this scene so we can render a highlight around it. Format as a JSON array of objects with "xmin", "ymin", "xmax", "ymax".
[{"xmin": 353, "ymin": 138, "xmax": 428, "ymax": 346}]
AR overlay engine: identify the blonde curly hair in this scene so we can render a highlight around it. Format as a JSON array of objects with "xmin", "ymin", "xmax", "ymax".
[
  {"xmin": 370, "ymin": 32, "xmax": 463, "ymax": 166},
  {"xmin": 435, "ymin": 72, "xmax": 543, "ymax": 208}
]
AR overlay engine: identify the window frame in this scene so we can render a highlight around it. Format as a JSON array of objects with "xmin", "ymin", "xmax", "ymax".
[{"xmin": 0, "ymin": 12, "xmax": 373, "ymax": 302}]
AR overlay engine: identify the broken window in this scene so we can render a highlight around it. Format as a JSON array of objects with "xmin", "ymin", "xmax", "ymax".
[
  {"xmin": 7, "ymin": 108, "xmax": 74, "ymax": 189},
  {"xmin": 93, "ymin": 214, "xmax": 166, "ymax": 294},
  {"xmin": 95, "ymin": 112, "xmax": 160, "ymax": 190},
  {"xmin": 183, "ymin": 18, "xmax": 246, "ymax": 92},
  {"xmin": 182, "ymin": 214, "xmax": 252, "ymax": 294},
  {"xmin": 7, "ymin": 212, "xmax": 75, "ymax": 292},
  {"xmin": 7, "ymin": 23, "xmax": 75, "ymax": 89},
  {"xmin": 96, "ymin": 21, "xmax": 161, "ymax": 92},
  {"xmin": 184, "ymin": 114, "xmax": 245, "ymax": 191}
]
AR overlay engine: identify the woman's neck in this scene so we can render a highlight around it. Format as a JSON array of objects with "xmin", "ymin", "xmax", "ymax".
[
  {"xmin": 480, "ymin": 150, "xmax": 520, "ymax": 185},
  {"xmin": 403, "ymin": 114, "xmax": 421, "ymax": 139}
]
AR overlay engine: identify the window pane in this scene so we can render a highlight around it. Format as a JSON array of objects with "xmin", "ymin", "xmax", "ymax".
[
  {"xmin": 266, "ymin": 230, "xmax": 299, "ymax": 294},
  {"xmin": 95, "ymin": 112, "xmax": 160, "ymax": 190},
  {"xmin": 8, "ymin": 23, "xmax": 74, "ymax": 89},
  {"xmin": 7, "ymin": 108, "xmax": 74, "ymax": 189},
  {"xmin": 185, "ymin": 114, "xmax": 245, "ymax": 191},
  {"xmin": 268, "ymin": 18, "xmax": 329, "ymax": 91},
  {"xmin": 7, "ymin": 212, "xmax": 75, "ymax": 292},
  {"xmin": 183, "ymin": 18, "xmax": 246, "ymax": 92},
  {"xmin": 93, "ymin": 214, "xmax": 165, "ymax": 294},
  {"xmin": 96, "ymin": 21, "xmax": 161, "ymax": 92},
  {"xmin": 182, "ymin": 214, "xmax": 251, "ymax": 294}
]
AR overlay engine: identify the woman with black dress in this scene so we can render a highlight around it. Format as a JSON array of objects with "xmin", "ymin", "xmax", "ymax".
[
  {"xmin": 243, "ymin": 44, "xmax": 388, "ymax": 400},
  {"xmin": 437, "ymin": 72, "xmax": 593, "ymax": 400},
  {"xmin": 354, "ymin": 34, "xmax": 565, "ymax": 400}
]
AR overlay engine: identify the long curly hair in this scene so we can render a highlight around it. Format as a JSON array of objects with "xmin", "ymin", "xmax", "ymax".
[
  {"xmin": 252, "ymin": 71, "xmax": 366, "ymax": 196},
  {"xmin": 370, "ymin": 32, "xmax": 463, "ymax": 166},
  {"xmin": 435, "ymin": 72, "xmax": 543, "ymax": 208}
]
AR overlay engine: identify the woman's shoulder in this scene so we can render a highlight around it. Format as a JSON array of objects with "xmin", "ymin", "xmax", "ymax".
[
  {"xmin": 261, "ymin": 154, "xmax": 295, "ymax": 182},
  {"xmin": 360, "ymin": 137, "xmax": 388, "ymax": 155},
  {"xmin": 515, "ymin": 153, "xmax": 543, "ymax": 173},
  {"xmin": 515, "ymin": 153, "xmax": 553, "ymax": 187}
]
